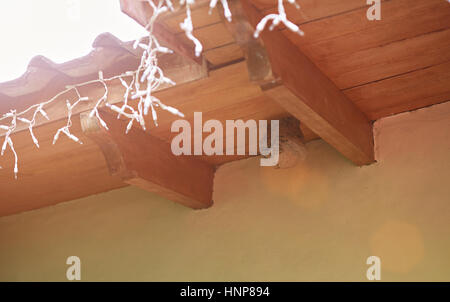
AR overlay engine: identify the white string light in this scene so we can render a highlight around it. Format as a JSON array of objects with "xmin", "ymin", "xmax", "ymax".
[
  {"xmin": 254, "ymin": 0, "xmax": 303, "ymax": 38},
  {"xmin": 180, "ymin": 3, "xmax": 203, "ymax": 57},
  {"xmin": 0, "ymin": 0, "xmax": 303, "ymax": 178}
]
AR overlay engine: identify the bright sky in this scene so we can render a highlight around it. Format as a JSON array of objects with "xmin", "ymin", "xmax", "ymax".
[{"xmin": 0, "ymin": 0, "xmax": 148, "ymax": 82}]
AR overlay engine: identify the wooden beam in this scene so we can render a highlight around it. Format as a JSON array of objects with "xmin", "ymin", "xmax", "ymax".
[
  {"xmin": 80, "ymin": 111, "xmax": 214, "ymax": 209},
  {"xmin": 229, "ymin": 0, "xmax": 375, "ymax": 165},
  {"xmin": 220, "ymin": 2, "xmax": 275, "ymax": 85},
  {"xmin": 119, "ymin": 0, "xmax": 205, "ymax": 66}
]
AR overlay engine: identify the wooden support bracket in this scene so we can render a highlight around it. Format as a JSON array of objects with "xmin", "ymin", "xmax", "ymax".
[
  {"xmin": 224, "ymin": 0, "xmax": 375, "ymax": 165},
  {"xmin": 80, "ymin": 111, "xmax": 215, "ymax": 209}
]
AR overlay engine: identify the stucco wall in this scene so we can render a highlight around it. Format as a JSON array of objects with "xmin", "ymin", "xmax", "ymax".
[{"xmin": 0, "ymin": 102, "xmax": 449, "ymax": 281}]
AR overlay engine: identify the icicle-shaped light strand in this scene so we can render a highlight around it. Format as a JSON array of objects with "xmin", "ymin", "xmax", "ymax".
[
  {"xmin": 0, "ymin": 0, "xmax": 182, "ymax": 177},
  {"xmin": 0, "ymin": 110, "xmax": 19, "ymax": 178},
  {"xmin": 0, "ymin": 0, "xmax": 303, "ymax": 178},
  {"xmin": 180, "ymin": 2, "xmax": 203, "ymax": 57},
  {"xmin": 208, "ymin": 0, "xmax": 231, "ymax": 21},
  {"xmin": 182, "ymin": 0, "xmax": 301, "ymax": 54},
  {"xmin": 254, "ymin": 0, "xmax": 303, "ymax": 38},
  {"xmin": 53, "ymin": 87, "xmax": 88, "ymax": 145}
]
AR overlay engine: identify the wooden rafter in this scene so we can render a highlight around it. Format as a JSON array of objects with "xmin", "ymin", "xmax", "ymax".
[
  {"xmin": 80, "ymin": 111, "xmax": 215, "ymax": 209},
  {"xmin": 227, "ymin": 0, "xmax": 375, "ymax": 165}
]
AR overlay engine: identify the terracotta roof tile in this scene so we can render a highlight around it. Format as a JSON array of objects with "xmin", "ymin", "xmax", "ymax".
[{"xmin": 0, "ymin": 32, "xmax": 144, "ymax": 114}]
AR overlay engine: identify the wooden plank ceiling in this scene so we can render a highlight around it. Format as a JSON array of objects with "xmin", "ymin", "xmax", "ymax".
[
  {"xmin": 165, "ymin": 0, "xmax": 450, "ymax": 119},
  {"xmin": 1, "ymin": 0, "xmax": 449, "ymax": 216}
]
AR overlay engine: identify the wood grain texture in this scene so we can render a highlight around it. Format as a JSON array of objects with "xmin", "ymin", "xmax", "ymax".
[
  {"xmin": 222, "ymin": 0, "xmax": 276, "ymax": 85},
  {"xmin": 122, "ymin": 0, "xmax": 450, "ymax": 120},
  {"xmin": 175, "ymin": 22, "xmax": 235, "ymax": 52},
  {"xmin": 161, "ymin": 2, "xmax": 244, "ymax": 67},
  {"xmin": 241, "ymin": 0, "xmax": 375, "ymax": 165},
  {"xmin": 314, "ymin": 28, "xmax": 450, "ymax": 89},
  {"xmin": 81, "ymin": 111, "xmax": 215, "ymax": 209},
  {"xmin": 0, "ymin": 118, "xmax": 127, "ymax": 217},
  {"xmin": 344, "ymin": 61, "xmax": 450, "ymax": 120},
  {"xmin": 119, "ymin": 0, "xmax": 204, "ymax": 65},
  {"xmin": 284, "ymin": 0, "xmax": 450, "ymax": 61},
  {"xmin": 203, "ymin": 43, "xmax": 244, "ymax": 66},
  {"xmin": 162, "ymin": 3, "xmax": 222, "ymax": 34},
  {"xmin": 253, "ymin": 0, "xmax": 364, "ymax": 13}
]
